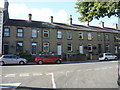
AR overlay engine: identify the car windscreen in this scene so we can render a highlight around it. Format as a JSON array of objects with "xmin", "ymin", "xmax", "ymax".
[{"xmin": 99, "ymin": 54, "xmax": 103, "ymax": 57}]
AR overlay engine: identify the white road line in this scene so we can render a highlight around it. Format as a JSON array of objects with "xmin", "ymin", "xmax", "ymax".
[
  {"xmin": 32, "ymin": 73, "xmax": 42, "ymax": 76},
  {"xmin": 47, "ymin": 73, "xmax": 56, "ymax": 88},
  {"xmin": 0, "ymin": 83, "xmax": 21, "ymax": 88},
  {"xmin": 0, "ymin": 75, "xmax": 1, "ymax": 77},
  {"xmin": 5, "ymin": 74, "xmax": 16, "ymax": 77},
  {"xmin": 19, "ymin": 73, "xmax": 29, "ymax": 77}
]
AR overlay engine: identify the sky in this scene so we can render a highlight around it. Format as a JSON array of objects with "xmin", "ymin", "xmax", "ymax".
[{"xmin": 0, "ymin": 0, "xmax": 118, "ymax": 28}]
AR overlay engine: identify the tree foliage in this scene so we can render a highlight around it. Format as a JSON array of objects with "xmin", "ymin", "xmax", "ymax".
[{"xmin": 75, "ymin": 1, "xmax": 120, "ymax": 22}]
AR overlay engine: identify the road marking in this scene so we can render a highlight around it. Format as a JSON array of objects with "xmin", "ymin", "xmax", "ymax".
[
  {"xmin": 77, "ymin": 70, "xmax": 81, "ymax": 72},
  {"xmin": 32, "ymin": 73, "xmax": 42, "ymax": 76},
  {"xmin": 0, "ymin": 83, "xmax": 21, "ymax": 88},
  {"xmin": 5, "ymin": 74, "xmax": 16, "ymax": 77},
  {"xmin": 19, "ymin": 73, "xmax": 29, "ymax": 77},
  {"xmin": 47, "ymin": 73, "xmax": 56, "ymax": 88}
]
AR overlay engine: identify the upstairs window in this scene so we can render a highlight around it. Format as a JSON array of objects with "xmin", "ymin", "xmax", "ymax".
[
  {"xmin": 105, "ymin": 34, "xmax": 109, "ymax": 41},
  {"xmin": 97, "ymin": 33, "xmax": 102, "ymax": 41},
  {"xmin": 67, "ymin": 32, "xmax": 72, "ymax": 40},
  {"xmin": 32, "ymin": 29, "xmax": 37, "ymax": 38},
  {"xmin": 43, "ymin": 30, "xmax": 49, "ymax": 38},
  {"xmin": 79, "ymin": 32, "xmax": 83, "ymax": 40},
  {"xmin": 17, "ymin": 28, "xmax": 23, "ymax": 37},
  {"xmin": 57, "ymin": 31, "xmax": 62, "ymax": 39},
  {"xmin": 4, "ymin": 28, "xmax": 10, "ymax": 37},
  {"xmin": 88, "ymin": 33, "xmax": 92, "ymax": 40}
]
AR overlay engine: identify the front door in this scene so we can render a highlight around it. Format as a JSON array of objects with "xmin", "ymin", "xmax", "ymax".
[
  {"xmin": 3, "ymin": 44, "xmax": 9, "ymax": 55},
  {"xmin": 57, "ymin": 45, "xmax": 62, "ymax": 55}
]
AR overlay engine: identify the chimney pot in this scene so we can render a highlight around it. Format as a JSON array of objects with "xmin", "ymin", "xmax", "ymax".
[
  {"xmin": 112, "ymin": 23, "xmax": 118, "ymax": 29},
  {"xmin": 29, "ymin": 13, "xmax": 32, "ymax": 21},
  {"xmin": 98, "ymin": 21, "xmax": 104, "ymax": 28},
  {"xmin": 50, "ymin": 16, "xmax": 53, "ymax": 23},
  {"xmin": 69, "ymin": 15, "xmax": 72, "ymax": 25},
  {"xmin": 84, "ymin": 21, "xmax": 89, "ymax": 26}
]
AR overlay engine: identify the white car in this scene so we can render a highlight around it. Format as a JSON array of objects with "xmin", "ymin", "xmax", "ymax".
[
  {"xmin": 99, "ymin": 53, "xmax": 118, "ymax": 61},
  {"xmin": 0, "ymin": 55, "xmax": 27, "ymax": 65}
]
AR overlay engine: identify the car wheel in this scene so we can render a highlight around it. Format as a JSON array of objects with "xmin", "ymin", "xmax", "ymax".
[
  {"xmin": 104, "ymin": 58, "xmax": 108, "ymax": 61},
  {"xmin": 56, "ymin": 60, "xmax": 61, "ymax": 64},
  {"xmin": 0, "ymin": 61, "xmax": 4, "ymax": 66},
  {"xmin": 19, "ymin": 61, "xmax": 25, "ymax": 65},
  {"xmin": 38, "ymin": 61, "xmax": 43, "ymax": 65}
]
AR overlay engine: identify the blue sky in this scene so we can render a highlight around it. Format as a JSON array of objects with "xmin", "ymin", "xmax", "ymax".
[{"xmin": 0, "ymin": 0, "xmax": 118, "ymax": 28}]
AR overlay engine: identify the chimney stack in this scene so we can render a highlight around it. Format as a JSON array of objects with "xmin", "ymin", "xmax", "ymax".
[
  {"xmin": 84, "ymin": 21, "xmax": 89, "ymax": 26},
  {"xmin": 69, "ymin": 15, "xmax": 72, "ymax": 25},
  {"xmin": 50, "ymin": 16, "xmax": 53, "ymax": 23},
  {"xmin": 98, "ymin": 21, "xmax": 104, "ymax": 28},
  {"xmin": 112, "ymin": 23, "xmax": 118, "ymax": 29},
  {"xmin": 29, "ymin": 13, "xmax": 32, "ymax": 21}
]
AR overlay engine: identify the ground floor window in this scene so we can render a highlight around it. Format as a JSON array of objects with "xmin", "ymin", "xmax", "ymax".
[
  {"xmin": 67, "ymin": 44, "xmax": 72, "ymax": 52},
  {"xmin": 32, "ymin": 42, "xmax": 37, "ymax": 55},
  {"xmin": 105, "ymin": 44, "xmax": 110, "ymax": 52},
  {"xmin": 43, "ymin": 42, "xmax": 49, "ymax": 52},
  {"xmin": 88, "ymin": 44, "xmax": 92, "ymax": 52},
  {"xmin": 16, "ymin": 41, "xmax": 23, "ymax": 53}
]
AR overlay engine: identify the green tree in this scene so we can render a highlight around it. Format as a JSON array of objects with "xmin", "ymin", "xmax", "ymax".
[{"xmin": 75, "ymin": 1, "xmax": 120, "ymax": 22}]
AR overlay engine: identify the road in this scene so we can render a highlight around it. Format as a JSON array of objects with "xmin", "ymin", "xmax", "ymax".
[{"xmin": 0, "ymin": 60, "xmax": 119, "ymax": 89}]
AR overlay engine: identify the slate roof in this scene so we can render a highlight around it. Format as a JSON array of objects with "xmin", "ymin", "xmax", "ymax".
[{"xmin": 4, "ymin": 19, "xmax": 120, "ymax": 33}]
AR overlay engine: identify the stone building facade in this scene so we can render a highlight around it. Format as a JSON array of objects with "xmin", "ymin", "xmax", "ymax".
[{"xmin": 2, "ymin": 1, "xmax": 120, "ymax": 61}]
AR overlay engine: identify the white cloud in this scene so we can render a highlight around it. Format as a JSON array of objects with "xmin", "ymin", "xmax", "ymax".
[{"xmin": 9, "ymin": 3, "xmax": 70, "ymax": 23}]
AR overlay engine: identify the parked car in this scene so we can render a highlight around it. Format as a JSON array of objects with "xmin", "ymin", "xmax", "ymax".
[
  {"xmin": 99, "ymin": 53, "xmax": 118, "ymax": 61},
  {"xmin": 0, "ymin": 55, "xmax": 27, "ymax": 65},
  {"xmin": 34, "ymin": 55, "xmax": 62, "ymax": 64}
]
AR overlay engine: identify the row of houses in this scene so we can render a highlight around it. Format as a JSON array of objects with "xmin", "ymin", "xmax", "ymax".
[{"xmin": 1, "ymin": 0, "xmax": 120, "ymax": 61}]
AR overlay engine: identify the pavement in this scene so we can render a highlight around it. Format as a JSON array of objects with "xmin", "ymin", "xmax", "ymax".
[{"xmin": 27, "ymin": 59, "xmax": 118, "ymax": 65}]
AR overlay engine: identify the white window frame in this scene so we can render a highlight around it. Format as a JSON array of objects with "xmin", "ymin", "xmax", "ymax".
[
  {"xmin": 79, "ymin": 45, "xmax": 83, "ymax": 54},
  {"xmin": 4, "ymin": 28, "xmax": 10, "ymax": 37},
  {"xmin": 57, "ymin": 44, "xmax": 62, "ymax": 55},
  {"xmin": 57, "ymin": 31, "xmax": 62, "ymax": 39},
  {"xmin": 88, "ymin": 33, "xmax": 92, "ymax": 40},
  {"xmin": 88, "ymin": 44, "xmax": 92, "ymax": 52},
  {"xmin": 79, "ymin": 32, "xmax": 83, "ymax": 40},
  {"xmin": 32, "ymin": 42, "xmax": 37, "ymax": 55},
  {"xmin": 43, "ymin": 30, "xmax": 49, "ymax": 38},
  {"xmin": 32, "ymin": 29, "xmax": 37, "ymax": 38},
  {"xmin": 17, "ymin": 28, "xmax": 23, "ymax": 37},
  {"xmin": 43, "ymin": 42, "xmax": 49, "ymax": 52}
]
